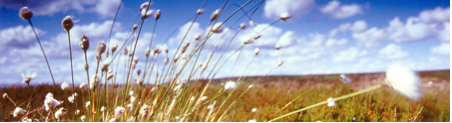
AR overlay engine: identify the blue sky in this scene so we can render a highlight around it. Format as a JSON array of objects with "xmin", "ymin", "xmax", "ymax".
[{"xmin": 0, "ymin": 0, "xmax": 450, "ymax": 86}]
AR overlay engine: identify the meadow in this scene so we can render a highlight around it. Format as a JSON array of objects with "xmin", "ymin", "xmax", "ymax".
[{"xmin": 0, "ymin": 0, "xmax": 450, "ymax": 122}]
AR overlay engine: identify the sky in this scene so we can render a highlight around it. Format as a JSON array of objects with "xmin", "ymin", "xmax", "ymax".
[{"xmin": 0, "ymin": 0, "xmax": 450, "ymax": 86}]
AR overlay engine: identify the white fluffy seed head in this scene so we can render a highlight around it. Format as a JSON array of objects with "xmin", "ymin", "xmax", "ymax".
[
  {"xmin": 85, "ymin": 101, "xmax": 90, "ymax": 108},
  {"xmin": 197, "ymin": 8, "xmax": 204, "ymax": 14},
  {"xmin": 224, "ymin": 81, "xmax": 237, "ymax": 91},
  {"xmin": 140, "ymin": 2, "xmax": 149, "ymax": 11},
  {"xmin": 278, "ymin": 60, "xmax": 283, "ymax": 67},
  {"xmin": 101, "ymin": 106, "xmax": 105, "ymax": 112},
  {"xmin": 154, "ymin": 9, "xmax": 161, "ymax": 20},
  {"xmin": 275, "ymin": 44, "xmax": 281, "ymax": 50},
  {"xmin": 80, "ymin": 115, "xmax": 86, "ymax": 121},
  {"xmin": 280, "ymin": 12, "xmax": 291, "ymax": 21},
  {"xmin": 54, "ymin": 108, "xmax": 66, "ymax": 119},
  {"xmin": 251, "ymin": 108, "xmax": 257, "ymax": 112},
  {"xmin": 211, "ymin": 23, "xmax": 224, "ymax": 33},
  {"xmin": 2, "ymin": 93, "xmax": 7, "ymax": 99},
  {"xmin": 385, "ymin": 64, "xmax": 422, "ymax": 101},
  {"xmin": 249, "ymin": 20, "xmax": 256, "ymax": 26},
  {"xmin": 145, "ymin": 47, "xmax": 150, "ymax": 57},
  {"xmin": 200, "ymin": 96, "xmax": 208, "ymax": 101},
  {"xmin": 61, "ymin": 81, "xmax": 70, "ymax": 90},
  {"xmin": 141, "ymin": 9, "xmax": 154, "ymax": 19},
  {"xmin": 254, "ymin": 48, "xmax": 259, "ymax": 55},
  {"xmin": 240, "ymin": 23, "xmax": 247, "ymax": 29},
  {"xmin": 243, "ymin": 38, "xmax": 253, "ymax": 44},
  {"xmin": 254, "ymin": 34, "xmax": 262, "ymax": 40},
  {"xmin": 327, "ymin": 97, "xmax": 335, "ymax": 107},
  {"xmin": 210, "ymin": 9, "xmax": 220, "ymax": 21},
  {"xmin": 13, "ymin": 107, "xmax": 25, "ymax": 117},
  {"xmin": 114, "ymin": 107, "xmax": 126, "ymax": 118},
  {"xmin": 22, "ymin": 71, "xmax": 37, "ymax": 85},
  {"xmin": 132, "ymin": 24, "xmax": 138, "ymax": 30}
]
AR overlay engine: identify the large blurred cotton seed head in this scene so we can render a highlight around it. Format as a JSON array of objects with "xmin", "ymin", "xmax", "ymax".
[
  {"xmin": 197, "ymin": 8, "xmax": 204, "ymax": 14},
  {"xmin": 210, "ymin": 9, "xmax": 220, "ymax": 21},
  {"xmin": 385, "ymin": 64, "xmax": 422, "ymax": 101},
  {"xmin": 254, "ymin": 48, "xmax": 260, "ymax": 55},
  {"xmin": 80, "ymin": 35, "xmax": 90, "ymax": 51},
  {"xmin": 61, "ymin": 15, "xmax": 73, "ymax": 31},
  {"xmin": 13, "ymin": 107, "xmax": 25, "ymax": 117},
  {"xmin": 280, "ymin": 12, "xmax": 291, "ymax": 21},
  {"xmin": 211, "ymin": 23, "xmax": 224, "ymax": 33},
  {"xmin": 19, "ymin": 7, "xmax": 33, "ymax": 20},
  {"xmin": 154, "ymin": 9, "xmax": 161, "ymax": 20},
  {"xmin": 97, "ymin": 41, "xmax": 106, "ymax": 55}
]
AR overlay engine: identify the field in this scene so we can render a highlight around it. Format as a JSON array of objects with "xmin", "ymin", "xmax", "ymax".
[{"xmin": 1, "ymin": 70, "xmax": 449, "ymax": 122}]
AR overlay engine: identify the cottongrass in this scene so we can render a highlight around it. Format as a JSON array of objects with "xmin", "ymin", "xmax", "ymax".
[{"xmin": 385, "ymin": 64, "xmax": 422, "ymax": 101}]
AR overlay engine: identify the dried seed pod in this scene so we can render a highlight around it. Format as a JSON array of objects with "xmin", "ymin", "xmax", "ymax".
[
  {"xmin": 133, "ymin": 57, "xmax": 138, "ymax": 64},
  {"xmin": 111, "ymin": 44, "xmax": 118, "ymax": 53},
  {"xmin": 164, "ymin": 57, "xmax": 169, "ymax": 65},
  {"xmin": 278, "ymin": 60, "xmax": 283, "ymax": 66},
  {"xmin": 153, "ymin": 46, "xmax": 161, "ymax": 55},
  {"xmin": 80, "ymin": 35, "xmax": 89, "ymax": 51},
  {"xmin": 62, "ymin": 15, "xmax": 73, "ymax": 31},
  {"xmin": 19, "ymin": 7, "xmax": 32, "ymax": 20},
  {"xmin": 195, "ymin": 34, "xmax": 201, "ymax": 41},
  {"xmin": 154, "ymin": 9, "xmax": 161, "ymax": 20},
  {"xmin": 84, "ymin": 63, "xmax": 89, "ymax": 70},
  {"xmin": 97, "ymin": 41, "xmax": 106, "ymax": 55},
  {"xmin": 136, "ymin": 69, "xmax": 141, "ymax": 75},
  {"xmin": 275, "ymin": 44, "xmax": 281, "ymax": 50},
  {"xmin": 107, "ymin": 74, "xmax": 114, "ymax": 80},
  {"xmin": 210, "ymin": 9, "xmax": 220, "ymax": 21},
  {"xmin": 123, "ymin": 47, "xmax": 128, "ymax": 55}
]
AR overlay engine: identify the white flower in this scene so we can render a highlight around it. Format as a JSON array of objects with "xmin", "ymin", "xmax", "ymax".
[
  {"xmin": 224, "ymin": 81, "xmax": 237, "ymax": 91},
  {"xmin": 280, "ymin": 12, "xmax": 291, "ymax": 21},
  {"xmin": 211, "ymin": 23, "xmax": 224, "ymax": 33},
  {"xmin": 13, "ymin": 107, "xmax": 25, "ymax": 117},
  {"xmin": 339, "ymin": 74, "xmax": 352, "ymax": 84},
  {"xmin": 254, "ymin": 48, "xmax": 259, "ymax": 55},
  {"xmin": 385, "ymin": 64, "xmax": 422, "ymax": 101},
  {"xmin": 79, "ymin": 83, "xmax": 86, "ymax": 89},
  {"xmin": 248, "ymin": 119, "xmax": 257, "ymax": 122},
  {"xmin": 80, "ymin": 115, "xmax": 86, "ymax": 121},
  {"xmin": 54, "ymin": 107, "xmax": 66, "ymax": 119},
  {"xmin": 114, "ymin": 107, "xmax": 126, "ymax": 118},
  {"xmin": 22, "ymin": 71, "xmax": 37, "ymax": 84},
  {"xmin": 85, "ymin": 101, "xmax": 90, "ymax": 108},
  {"xmin": 251, "ymin": 108, "xmax": 257, "ymax": 112},
  {"xmin": 327, "ymin": 97, "xmax": 335, "ymax": 107},
  {"xmin": 3, "ymin": 93, "xmax": 7, "ymax": 99}
]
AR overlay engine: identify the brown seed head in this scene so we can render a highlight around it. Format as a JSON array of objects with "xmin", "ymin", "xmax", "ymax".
[
  {"xmin": 80, "ymin": 35, "xmax": 89, "ymax": 51},
  {"xmin": 136, "ymin": 69, "xmax": 141, "ymax": 75},
  {"xmin": 111, "ymin": 44, "xmax": 118, "ymax": 53},
  {"xmin": 240, "ymin": 23, "xmax": 247, "ymax": 29},
  {"xmin": 145, "ymin": 47, "xmax": 150, "ymax": 57},
  {"xmin": 132, "ymin": 24, "xmax": 138, "ymax": 30},
  {"xmin": 197, "ymin": 8, "xmax": 204, "ymax": 14},
  {"xmin": 62, "ymin": 15, "xmax": 73, "ymax": 31},
  {"xmin": 84, "ymin": 63, "xmax": 89, "ymax": 70},
  {"xmin": 19, "ymin": 7, "xmax": 33, "ymax": 20},
  {"xmin": 123, "ymin": 47, "xmax": 128, "ymax": 55},
  {"xmin": 210, "ymin": 9, "xmax": 220, "ymax": 21},
  {"xmin": 133, "ymin": 57, "xmax": 138, "ymax": 64}
]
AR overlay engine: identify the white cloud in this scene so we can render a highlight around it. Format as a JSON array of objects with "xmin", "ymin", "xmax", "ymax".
[
  {"xmin": 349, "ymin": 20, "xmax": 367, "ymax": 33},
  {"xmin": 320, "ymin": 0, "xmax": 362, "ymax": 19},
  {"xmin": 352, "ymin": 27, "xmax": 386, "ymax": 47},
  {"xmin": 431, "ymin": 43, "xmax": 450, "ymax": 55},
  {"xmin": 378, "ymin": 43, "xmax": 409, "ymax": 59},
  {"xmin": 95, "ymin": 0, "xmax": 123, "ymax": 18},
  {"xmin": 439, "ymin": 22, "xmax": 450, "ymax": 42},
  {"xmin": 0, "ymin": 25, "xmax": 45, "ymax": 49},
  {"xmin": 386, "ymin": 17, "xmax": 438, "ymax": 42},
  {"xmin": 419, "ymin": 7, "xmax": 450, "ymax": 24},
  {"xmin": 325, "ymin": 38, "xmax": 347, "ymax": 47},
  {"xmin": 263, "ymin": 0, "xmax": 315, "ymax": 21},
  {"xmin": 332, "ymin": 47, "xmax": 367, "ymax": 62}
]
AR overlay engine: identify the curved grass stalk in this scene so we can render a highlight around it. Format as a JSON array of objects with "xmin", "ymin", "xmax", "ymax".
[
  {"xmin": 27, "ymin": 20, "xmax": 56, "ymax": 87},
  {"xmin": 106, "ymin": 0, "xmax": 124, "ymax": 58},
  {"xmin": 267, "ymin": 84, "xmax": 383, "ymax": 122}
]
